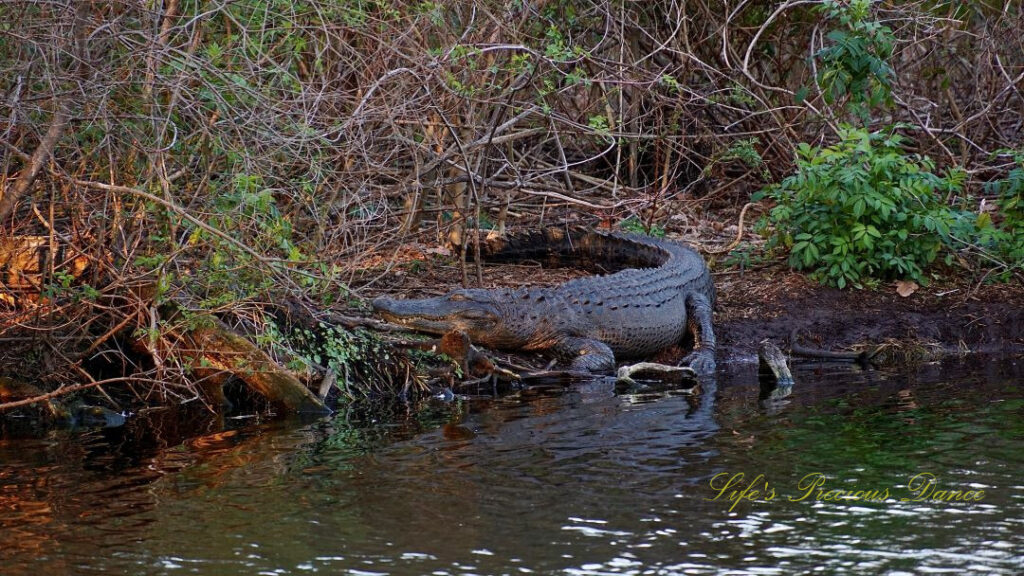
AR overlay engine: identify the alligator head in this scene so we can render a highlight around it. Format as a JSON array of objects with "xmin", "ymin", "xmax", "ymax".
[{"xmin": 372, "ymin": 288, "xmax": 524, "ymax": 348}]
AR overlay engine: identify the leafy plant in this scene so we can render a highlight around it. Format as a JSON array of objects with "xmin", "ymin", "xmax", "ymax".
[
  {"xmin": 587, "ymin": 114, "xmax": 610, "ymax": 135},
  {"xmin": 721, "ymin": 246, "xmax": 769, "ymax": 271},
  {"xmin": 761, "ymin": 126, "xmax": 964, "ymax": 288},
  {"xmin": 659, "ymin": 74, "xmax": 681, "ymax": 93},
  {"xmin": 814, "ymin": 0, "xmax": 895, "ymax": 122},
  {"xmin": 543, "ymin": 25, "xmax": 576, "ymax": 62},
  {"xmin": 956, "ymin": 156, "xmax": 1024, "ymax": 281},
  {"xmin": 706, "ymin": 137, "xmax": 767, "ymax": 179},
  {"xmin": 619, "ymin": 216, "xmax": 665, "ymax": 238}
]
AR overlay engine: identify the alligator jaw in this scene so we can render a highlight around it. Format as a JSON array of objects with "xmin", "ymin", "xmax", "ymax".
[
  {"xmin": 373, "ymin": 296, "xmax": 458, "ymax": 334},
  {"xmin": 371, "ymin": 291, "xmax": 503, "ymax": 337}
]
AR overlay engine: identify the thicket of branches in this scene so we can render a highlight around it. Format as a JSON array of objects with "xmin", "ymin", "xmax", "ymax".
[{"xmin": 0, "ymin": 0, "xmax": 1020, "ymax": 399}]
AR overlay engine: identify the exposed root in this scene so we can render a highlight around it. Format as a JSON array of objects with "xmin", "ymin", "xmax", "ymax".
[{"xmin": 705, "ymin": 202, "xmax": 762, "ymax": 255}]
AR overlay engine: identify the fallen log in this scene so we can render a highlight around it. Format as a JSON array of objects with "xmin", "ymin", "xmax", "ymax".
[{"xmin": 171, "ymin": 311, "xmax": 327, "ymax": 414}]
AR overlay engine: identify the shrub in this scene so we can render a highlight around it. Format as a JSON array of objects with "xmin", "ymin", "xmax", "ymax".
[
  {"xmin": 961, "ymin": 159, "xmax": 1024, "ymax": 281},
  {"xmin": 761, "ymin": 126, "xmax": 964, "ymax": 288}
]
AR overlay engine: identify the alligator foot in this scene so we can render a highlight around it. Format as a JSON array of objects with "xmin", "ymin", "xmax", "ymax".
[
  {"xmin": 682, "ymin": 292, "xmax": 717, "ymax": 376},
  {"xmin": 680, "ymin": 348, "xmax": 716, "ymax": 376},
  {"xmin": 559, "ymin": 337, "xmax": 616, "ymax": 373}
]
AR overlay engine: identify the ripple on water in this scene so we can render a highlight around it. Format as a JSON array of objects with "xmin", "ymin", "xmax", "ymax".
[{"xmin": 0, "ymin": 358, "xmax": 1021, "ymax": 575}]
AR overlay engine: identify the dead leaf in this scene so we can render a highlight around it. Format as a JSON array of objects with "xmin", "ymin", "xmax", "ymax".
[
  {"xmin": 895, "ymin": 280, "xmax": 918, "ymax": 298},
  {"xmin": 423, "ymin": 245, "xmax": 451, "ymax": 257}
]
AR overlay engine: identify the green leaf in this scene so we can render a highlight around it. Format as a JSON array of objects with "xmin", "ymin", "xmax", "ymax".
[{"xmin": 853, "ymin": 197, "xmax": 866, "ymax": 218}]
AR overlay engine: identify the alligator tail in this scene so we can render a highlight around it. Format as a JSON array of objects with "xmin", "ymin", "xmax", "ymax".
[{"xmin": 481, "ymin": 227, "xmax": 671, "ymax": 272}]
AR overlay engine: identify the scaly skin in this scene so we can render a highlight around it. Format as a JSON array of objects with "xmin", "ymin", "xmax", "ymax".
[{"xmin": 372, "ymin": 228, "xmax": 716, "ymax": 374}]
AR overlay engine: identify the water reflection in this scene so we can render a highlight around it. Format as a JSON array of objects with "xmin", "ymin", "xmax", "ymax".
[{"xmin": 0, "ymin": 356, "xmax": 1021, "ymax": 575}]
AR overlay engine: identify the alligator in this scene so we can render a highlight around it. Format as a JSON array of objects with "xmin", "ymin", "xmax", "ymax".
[{"xmin": 372, "ymin": 228, "xmax": 716, "ymax": 375}]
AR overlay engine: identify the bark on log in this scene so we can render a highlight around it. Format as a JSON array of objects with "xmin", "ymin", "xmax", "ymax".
[
  {"xmin": 758, "ymin": 339, "xmax": 794, "ymax": 387},
  {"xmin": 176, "ymin": 313, "xmax": 327, "ymax": 414}
]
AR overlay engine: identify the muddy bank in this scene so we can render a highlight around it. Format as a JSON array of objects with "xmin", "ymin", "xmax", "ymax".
[{"xmin": 714, "ymin": 267, "xmax": 1024, "ymax": 363}]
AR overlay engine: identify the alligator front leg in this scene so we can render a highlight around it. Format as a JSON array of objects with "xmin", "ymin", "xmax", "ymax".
[
  {"xmin": 681, "ymin": 292, "xmax": 716, "ymax": 376},
  {"xmin": 553, "ymin": 337, "xmax": 616, "ymax": 373}
]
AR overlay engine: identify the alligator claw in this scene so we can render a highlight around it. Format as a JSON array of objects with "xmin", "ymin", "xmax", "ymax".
[{"xmin": 681, "ymin": 349, "xmax": 716, "ymax": 376}]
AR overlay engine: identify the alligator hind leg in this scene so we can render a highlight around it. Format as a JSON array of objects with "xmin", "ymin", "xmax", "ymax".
[
  {"xmin": 680, "ymin": 292, "xmax": 716, "ymax": 376},
  {"xmin": 553, "ymin": 337, "xmax": 616, "ymax": 373}
]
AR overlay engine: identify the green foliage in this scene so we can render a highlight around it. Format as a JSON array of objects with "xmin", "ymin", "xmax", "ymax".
[
  {"xmin": 281, "ymin": 321, "xmax": 401, "ymax": 400},
  {"xmin": 414, "ymin": 1, "xmax": 446, "ymax": 26},
  {"xmin": 509, "ymin": 53, "xmax": 535, "ymax": 76},
  {"xmin": 587, "ymin": 114, "xmax": 610, "ymax": 135},
  {"xmin": 706, "ymin": 137, "xmax": 767, "ymax": 179},
  {"xmin": 543, "ymin": 26, "xmax": 575, "ymax": 61},
  {"xmin": 619, "ymin": 216, "xmax": 666, "ymax": 238},
  {"xmin": 728, "ymin": 83, "xmax": 756, "ymax": 107},
  {"xmin": 309, "ymin": 323, "xmax": 354, "ymax": 372},
  {"xmin": 721, "ymin": 246, "xmax": 770, "ymax": 271},
  {"xmin": 762, "ymin": 126, "xmax": 964, "ymax": 288},
  {"xmin": 275, "ymin": 321, "xmax": 357, "ymax": 380},
  {"xmin": 659, "ymin": 74, "xmax": 681, "ymax": 93},
  {"xmin": 564, "ymin": 66, "xmax": 591, "ymax": 87},
  {"xmin": 814, "ymin": 0, "xmax": 895, "ymax": 122},
  {"xmin": 444, "ymin": 71, "xmax": 478, "ymax": 97},
  {"xmin": 41, "ymin": 271, "xmax": 99, "ymax": 303},
  {"xmin": 724, "ymin": 138, "xmax": 763, "ymax": 167},
  {"xmin": 956, "ymin": 156, "xmax": 1024, "ymax": 281}
]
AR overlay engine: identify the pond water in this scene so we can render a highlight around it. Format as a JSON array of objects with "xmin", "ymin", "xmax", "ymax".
[{"xmin": 1, "ymin": 356, "xmax": 1021, "ymax": 575}]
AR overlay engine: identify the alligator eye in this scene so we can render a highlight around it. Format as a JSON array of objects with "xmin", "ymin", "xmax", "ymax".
[{"xmin": 448, "ymin": 293, "xmax": 469, "ymax": 302}]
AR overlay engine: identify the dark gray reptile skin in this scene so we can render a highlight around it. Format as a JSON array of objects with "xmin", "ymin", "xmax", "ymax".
[{"xmin": 373, "ymin": 228, "xmax": 716, "ymax": 374}]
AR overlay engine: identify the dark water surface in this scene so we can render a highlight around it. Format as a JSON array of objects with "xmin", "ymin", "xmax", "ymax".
[{"xmin": 2, "ymin": 357, "xmax": 1021, "ymax": 575}]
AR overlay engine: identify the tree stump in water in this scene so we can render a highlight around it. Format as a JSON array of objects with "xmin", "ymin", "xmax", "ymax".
[{"xmin": 758, "ymin": 339, "xmax": 794, "ymax": 405}]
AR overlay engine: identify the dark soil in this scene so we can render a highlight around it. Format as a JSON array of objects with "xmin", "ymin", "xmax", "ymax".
[{"xmin": 713, "ymin": 267, "xmax": 1024, "ymax": 363}]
